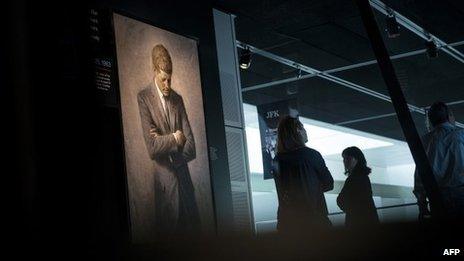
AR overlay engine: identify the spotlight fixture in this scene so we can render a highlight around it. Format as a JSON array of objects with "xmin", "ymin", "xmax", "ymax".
[
  {"xmin": 286, "ymin": 82, "xmax": 298, "ymax": 95},
  {"xmin": 239, "ymin": 47, "xmax": 252, "ymax": 69},
  {"xmin": 286, "ymin": 85, "xmax": 298, "ymax": 95},
  {"xmin": 385, "ymin": 15, "xmax": 400, "ymax": 38},
  {"xmin": 425, "ymin": 39, "xmax": 438, "ymax": 58}
]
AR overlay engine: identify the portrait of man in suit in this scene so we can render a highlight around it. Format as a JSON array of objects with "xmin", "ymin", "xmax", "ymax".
[
  {"xmin": 113, "ymin": 13, "xmax": 214, "ymax": 243},
  {"xmin": 137, "ymin": 44, "xmax": 201, "ymax": 237}
]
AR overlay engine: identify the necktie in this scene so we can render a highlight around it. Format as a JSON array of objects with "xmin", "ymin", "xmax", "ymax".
[{"xmin": 164, "ymin": 96, "xmax": 171, "ymax": 128}]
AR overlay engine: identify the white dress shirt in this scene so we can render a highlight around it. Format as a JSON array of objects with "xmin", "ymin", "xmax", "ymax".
[
  {"xmin": 154, "ymin": 81, "xmax": 167, "ymax": 115},
  {"xmin": 153, "ymin": 81, "xmax": 180, "ymax": 144}
]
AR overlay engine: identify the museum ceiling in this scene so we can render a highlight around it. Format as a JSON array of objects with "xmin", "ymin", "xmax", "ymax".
[{"xmin": 216, "ymin": 0, "xmax": 464, "ymax": 141}]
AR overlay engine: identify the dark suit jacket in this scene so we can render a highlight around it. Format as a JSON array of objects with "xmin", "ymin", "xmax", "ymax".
[
  {"xmin": 137, "ymin": 83, "xmax": 196, "ymax": 169},
  {"xmin": 274, "ymin": 147, "xmax": 334, "ymax": 232},
  {"xmin": 137, "ymin": 83, "xmax": 200, "ymax": 235}
]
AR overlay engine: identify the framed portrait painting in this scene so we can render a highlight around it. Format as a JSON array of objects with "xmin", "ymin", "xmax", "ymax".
[{"xmin": 113, "ymin": 12, "xmax": 215, "ymax": 243}]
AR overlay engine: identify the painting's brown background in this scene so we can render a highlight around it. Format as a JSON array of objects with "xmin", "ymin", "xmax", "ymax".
[{"xmin": 113, "ymin": 13, "xmax": 214, "ymax": 243}]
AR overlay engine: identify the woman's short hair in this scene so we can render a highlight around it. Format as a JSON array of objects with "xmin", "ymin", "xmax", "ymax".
[
  {"xmin": 276, "ymin": 115, "xmax": 305, "ymax": 153},
  {"xmin": 151, "ymin": 44, "xmax": 173, "ymax": 74},
  {"xmin": 428, "ymin": 101, "xmax": 449, "ymax": 127},
  {"xmin": 342, "ymin": 146, "xmax": 371, "ymax": 175}
]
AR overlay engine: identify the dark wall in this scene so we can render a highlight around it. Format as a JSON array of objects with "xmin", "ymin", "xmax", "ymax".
[{"xmin": 8, "ymin": 0, "xmax": 233, "ymax": 258}]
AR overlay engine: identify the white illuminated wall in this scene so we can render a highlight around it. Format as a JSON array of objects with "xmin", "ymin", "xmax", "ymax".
[{"xmin": 242, "ymin": 103, "xmax": 418, "ymax": 233}]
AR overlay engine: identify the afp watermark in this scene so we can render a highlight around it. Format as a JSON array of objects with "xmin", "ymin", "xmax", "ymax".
[{"xmin": 443, "ymin": 249, "xmax": 461, "ymax": 256}]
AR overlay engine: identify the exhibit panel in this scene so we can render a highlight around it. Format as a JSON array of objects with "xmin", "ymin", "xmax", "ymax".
[{"xmin": 113, "ymin": 13, "xmax": 215, "ymax": 242}]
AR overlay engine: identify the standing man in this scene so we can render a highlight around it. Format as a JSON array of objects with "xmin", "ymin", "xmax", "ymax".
[
  {"xmin": 414, "ymin": 102, "xmax": 464, "ymax": 221},
  {"xmin": 137, "ymin": 44, "xmax": 200, "ymax": 237}
]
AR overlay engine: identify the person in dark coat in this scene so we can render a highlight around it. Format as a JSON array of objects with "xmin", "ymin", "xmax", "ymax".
[
  {"xmin": 273, "ymin": 116, "xmax": 334, "ymax": 234},
  {"xmin": 337, "ymin": 146, "xmax": 379, "ymax": 227}
]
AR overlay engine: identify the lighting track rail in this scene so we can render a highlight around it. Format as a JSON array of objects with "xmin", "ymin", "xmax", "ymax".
[
  {"xmin": 369, "ymin": 0, "xmax": 464, "ymax": 64},
  {"xmin": 236, "ymin": 41, "xmax": 464, "ymax": 129}
]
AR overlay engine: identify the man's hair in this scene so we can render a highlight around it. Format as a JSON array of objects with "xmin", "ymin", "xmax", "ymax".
[
  {"xmin": 276, "ymin": 116, "xmax": 305, "ymax": 154},
  {"xmin": 151, "ymin": 44, "xmax": 172, "ymax": 74},
  {"xmin": 428, "ymin": 101, "xmax": 449, "ymax": 127}
]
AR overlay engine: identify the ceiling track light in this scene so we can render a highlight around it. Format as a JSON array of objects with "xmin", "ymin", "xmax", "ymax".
[
  {"xmin": 425, "ymin": 38, "xmax": 439, "ymax": 59},
  {"xmin": 385, "ymin": 8, "xmax": 400, "ymax": 38},
  {"xmin": 239, "ymin": 46, "xmax": 252, "ymax": 69}
]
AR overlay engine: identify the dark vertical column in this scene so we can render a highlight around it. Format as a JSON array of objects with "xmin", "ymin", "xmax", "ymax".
[
  {"xmin": 7, "ymin": 0, "xmax": 39, "ymax": 244},
  {"xmin": 354, "ymin": 0, "xmax": 445, "ymax": 218}
]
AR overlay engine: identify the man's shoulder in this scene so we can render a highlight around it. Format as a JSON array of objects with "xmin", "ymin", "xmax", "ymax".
[
  {"xmin": 452, "ymin": 126, "xmax": 464, "ymax": 134},
  {"xmin": 451, "ymin": 128, "xmax": 464, "ymax": 142},
  {"xmin": 304, "ymin": 146, "xmax": 318, "ymax": 153},
  {"xmin": 304, "ymin": 147, "xmax": 323, "ymax": 158},
  {"xmin": 424, "ymin": 126, "xmax": 464, "ymax": 144},
  {"xmin": 169, "ymin": 90, "xmax": 184, "ymax": 103},
  {"xmin": 137, "ymin": 85, "xmax": 153, "ymax": 100}
]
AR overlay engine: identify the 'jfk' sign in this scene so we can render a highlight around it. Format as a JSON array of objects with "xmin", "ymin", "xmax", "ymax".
[{"xmin": 257, "ymin": 99, "xmax": 298, "ymax": 180}]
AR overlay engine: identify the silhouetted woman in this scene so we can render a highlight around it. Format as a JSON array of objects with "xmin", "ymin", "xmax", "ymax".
[
  {"xmin": 273, "ymin": 116, "xmax": 334, "ymax": 234},
  {"xmin": 337, "ymin": 146, "xmax": 379, "ymax": 227}
]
